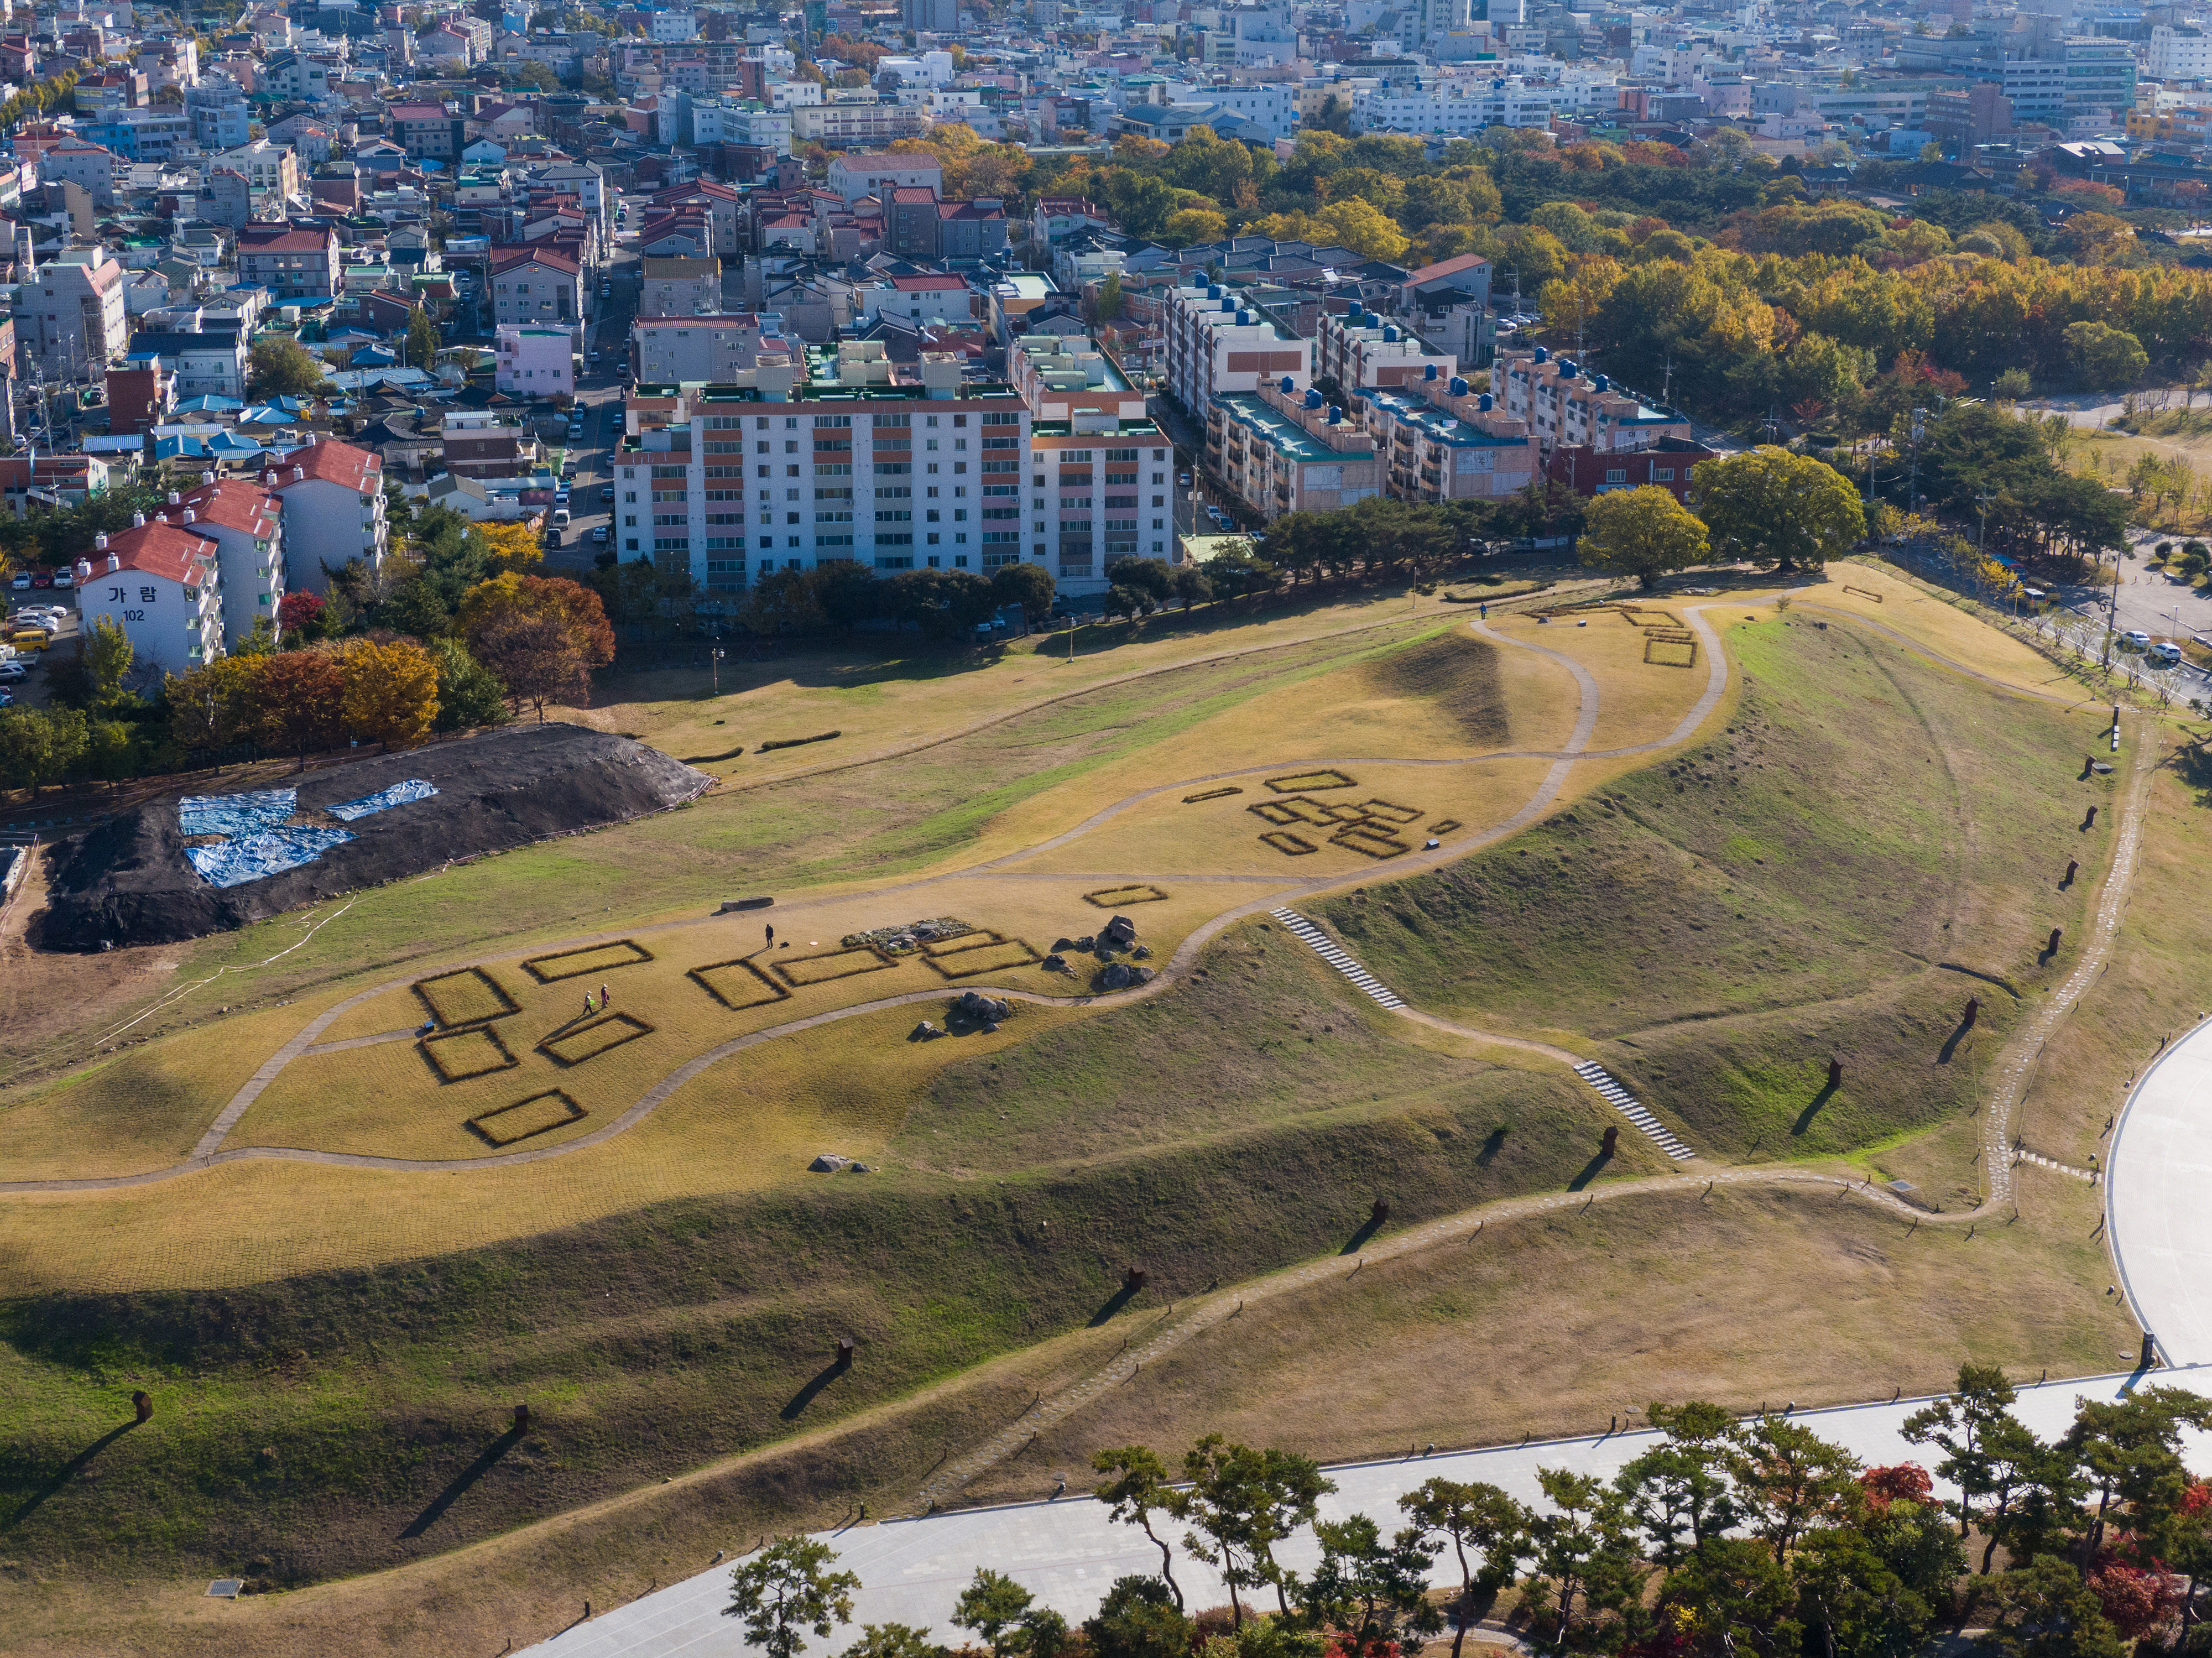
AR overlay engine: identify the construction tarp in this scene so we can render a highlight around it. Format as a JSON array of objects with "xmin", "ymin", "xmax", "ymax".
[
  {"xmin": 179, "ymin": 789, "xmax": 296, "ymax": 838},
  {"xmin": 185, "ymin": 826, "xmax": 356, "ymax": 889},
  {"xmin": 327, "ymin": 778, "xmax": 439, "ymax": 821}
]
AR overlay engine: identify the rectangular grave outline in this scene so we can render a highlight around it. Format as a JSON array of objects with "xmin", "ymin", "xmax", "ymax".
[
  {"xmin": 538, "ymin": 1012, "xmax": 654, "ymax": 1068},
  {"xmin": 1260, "ymin": 830, "xmax": 1319, "ymax": 856},
  {"xmin": 1428, "ymin": 818, "xmax": 1464, "ymax": 836},
  {"xmin": 688, "ymin": 957, "xmax": 794, "ymax": 1012},
  {"xmin": 520, "ymin": 940, "xmax": 656, "ymax": 984},
  {"xmin": 1264, "ymin": 769, "xmax": 1358, "ymax": 794},
  {"xmin": 1644, "ymin": 637, "xmax": 1699, "ymax": 668},
  {"xmin": 413, "ymin": 966, "xmax": 521, "ymax": 1029},
  {"xmin": 419, "ymin": 1023, "xmax": 521, "ymax": 1084},
  {"xmin": 926, "ymin": 939, "xmax": 1045, "ymax": 979},
  {"xmin": 773, "ymin": 944, "xmax": 899, "ymax": 988},
  {"xmin": 1182, "ymin": 786, "xmax": 1243, "ymax": 804},
  {"xmin": 1360, "ymin": 799, "xmax": 1423, "ymax": 825},
  {"xmin": 1084, "ymin": 883, "xmax": 1170, "ymax": 909},
  {"xmin": 1331, "ymin": 823, "xmax": 1412, "ymax": 859},
  {"xmin": 922, "ymin": 930, "xmax": 1009, "ymax": 958},
  {"xmin": 1621, "ymin": 607, "xmax": 1682, "ymax": 629},
  {"xmin": 468, "ymin": 1089, "xmax": 587, "ymax": 1148}
]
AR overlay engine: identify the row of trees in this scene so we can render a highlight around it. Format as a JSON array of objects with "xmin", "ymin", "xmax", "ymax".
[
  {"xmin": 727, "ymin": 1377, "xmax": 2212, "ymax": 1658},
  {"xmin": 1574, "ymin": 448, "xmax": 1869, "ymax": 591}
]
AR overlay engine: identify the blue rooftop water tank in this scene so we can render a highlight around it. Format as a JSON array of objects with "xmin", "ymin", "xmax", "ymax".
[
  {"xmin": 1559, "ymin": 358, "xmax": 1577, "ymax": 378},
  {"xmin": 1532, "ymin": 345, "xmax": 1549, "ymax": 363},
  {"xmin": 1348, "ymin": 301, "xmax": 1364, "ymax": 322},
  {"xmin": 1449, "ymin": 376, "xmax": 1468, "ymax": 396},
  {"xmin": 1221, "ymin": 297, "xmax": 1236, "ymax": 313},
  {"xmin": 1328, "ymin": 405, "xmax": 1343, "ymax": 424},
  {"xmin": 1478, "ymin": 393, "xmax": 1494, "ymax": 411},
  {"xmin": 1593, "ymin": 374, "xmax": 1610, "ymax": 392},
  {"xmin": 1303, "ymin": 388, "xmax": 1323, "ymax": 410},
  {"xmin": 1424, "ymin": 362, "xmax": 1438, "ymax": 380},
  {"xmin": 1237, "ymin": 310, "xmax": 1251, "ymax": 325},
  {"xmin": 1207, "ymin": 285, "xmax": 1223, "ymax": 300},
  {"xmin": 1280, "ymin": 376, "xmax": 1295, "ymax": 393}
]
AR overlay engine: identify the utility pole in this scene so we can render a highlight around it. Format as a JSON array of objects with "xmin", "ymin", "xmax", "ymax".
[{"xmin": 1909, "ymin": 405, "xmax": 1927, "ymax": 516}]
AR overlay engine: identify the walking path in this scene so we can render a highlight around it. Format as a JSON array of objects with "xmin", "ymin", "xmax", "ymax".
[
  {"xmin": 1269, "ymin": 908, "xmax": 1406, "ymax": 1011},
  {"xmin": 521, "ymin": 1364, "xmax": 2212, "ymax": 1658}
]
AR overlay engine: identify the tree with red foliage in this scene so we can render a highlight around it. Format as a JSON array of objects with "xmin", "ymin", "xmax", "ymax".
[
  {"xmin": 2086, "ymin": 1553, "xmax": 2182, "ymax": 1640},
  {"xmin": 241, "ymin": 647, "xmax": 346, "ymax": 768},
  {"xmin": 1860, "ymin": 1464, "xmax": 1935, "ymax": 1511},
  {"xmin": 276, "ymin": 588, "xmax": 328, "ymax": 642}
]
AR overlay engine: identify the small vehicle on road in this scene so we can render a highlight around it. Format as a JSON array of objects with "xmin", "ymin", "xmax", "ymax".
[{"xmin": 2125, "ymin": 629, "xmax": 2151, "ymax": 649}]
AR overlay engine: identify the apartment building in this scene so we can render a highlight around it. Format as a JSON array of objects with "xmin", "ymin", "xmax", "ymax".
[
  {"xmin": 442, "ymin": 409, "xmax": 539, "ymax": 478},
  {"xmin": 496, "ymin": 325, "xmax": 574, "ymax": 398},
  {"xmin": 612, "ymin": 345, "xmax": 1031, "ymax": 599},
  {"xmin": 388, "ymin": 100, "xmax": 466, "ymax": 161},
  {"xmin": 71, "ymin": 518, "xmax": 225, "ymax": 672},
  {"xmin": 639, "ymin": 255, "xmax": 722, "ymax": 316},
  {"xmin": 176, "ymin": 476, "xmax": 285, "ymax": 645},
  {"xmin": 789, "ymin": 102, "xmax": 929, "ymax": 147},
  {"xmin": 490, "ymin": 246, "xmax": 582, "ymax": 336},
  {"xmin": 633, "ymin": 314, "xmax": 782, "ymax": 382},
  {"xmin": 235, "ymin": 222, "xmax": 340, "ymax": 300},
  {"xmin": 23, "ymin": 248, "xmax": 129, "ymax": 377},
  {"xmin": 263, "ymin": 438, "xmax": 387, "ymax": 592},
  {"xmin": 1354, "ymin": 370, "xmax": 1541, "ymax": 504},
  {"xmin": 1493, "ymin": 345, "xmax": 1692, "ymax": 458},
  {"xmin": 1162, "ymin": 281, "xmax": 1310, "ymax": 416},
  {"xmin": 1208, "ymin": 379, "xmax": 1383, "ymax": 522},
  {"xmin": 1314, "ymin": 304, "xmax": 1457, "ymax": 393},
  {"xmin": 1544, "ymin": 435, "xmax": 1718, "ymax": 504},
  {"xmin": 1029, "ymin": 416, "xmax": 1175, "ymax": 592}
]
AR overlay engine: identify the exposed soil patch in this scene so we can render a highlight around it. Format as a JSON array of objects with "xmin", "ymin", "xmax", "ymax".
[{"xmin": 37, "ymin": 726, "xmax": 711, "ymax": 952}]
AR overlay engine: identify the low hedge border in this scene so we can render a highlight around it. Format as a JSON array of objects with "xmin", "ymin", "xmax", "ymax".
[
  {"xmin": 758, "ymin": 731, "xmax": 841, "ymax": 753},
  {"xmin": 538, "ymin": 1012, "xmax": 655, "ymax": 1068},
  {"xmin": 1264, "ymin": 769, "xmax": 1357, "ymax": 794},
  {"xmin": 419, "ymin": 1023, "xmax": 521, "ymax": 1085},
  {"xmin": 1261, "ymin": 830, "xmax": 1319, "ymax": 856},
  {"xmin": 413, "ymin": 966, "xmax": 521, "ymax": 1029},
  {"xmin": 926, "ymin": 940, "xmax": 1044, "ymax": 979},
  {"xmin": 520, "ymin": 940, "xmax": 656, "ymax": 984},
  {"xmin": 467, "ymin": 1089, "xmax": 587, "ymax": 1148},
  {"xmin": 1083, "ymin": 883, "xmax": 1170, "ymax": 908},
  {"xmin": 774, "ymin": 945, "xmax": 898, "ymax": 987},
  {"xmin": 688, "ymin": 957, "xmax": 793, "ymax": 1012},
  {"xmin": 1182, "ymin": 786, "xmax": 1243, "ymax": 804}
]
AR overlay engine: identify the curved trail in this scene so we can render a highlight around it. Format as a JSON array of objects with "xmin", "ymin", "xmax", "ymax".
[
  {"xmin": 0, "ymin": 601, "xmax": 2146, "ymax": 1229},
  {"xmin": 0, "ymin": 606, "xmax": 1726, "ymax": 1196}
]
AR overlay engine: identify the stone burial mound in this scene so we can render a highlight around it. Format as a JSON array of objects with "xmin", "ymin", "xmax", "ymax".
[{"xmin": 40, "ymin": 724, "xmax": 713, "ymax": 951}]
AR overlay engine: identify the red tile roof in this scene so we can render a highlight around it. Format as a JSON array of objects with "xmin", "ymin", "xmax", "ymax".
[
  {"xmin": 179, "ymin": 479, "xmax": 279, "ymax": 540},
  {"xmin": 90, "ymin": 521, "xmax": 217, "ymax": 586},
  {"xmin": 267, "ymin": 437, "xmax": 380, "ymax": 494},
  {"xmin": 238, "ymin": 223, "xmax": 336, "ymax": 254},
  {"xmin": 489, "ymin": 245, "xmax": 580, "ymax": 275},
  {"xmin": 1402, "ymin": 252, "xmax": 1491, "ymax": 285}
]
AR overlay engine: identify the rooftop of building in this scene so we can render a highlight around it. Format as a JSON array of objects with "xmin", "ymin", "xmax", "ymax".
[
  {"xmin": 1213, "ymin": 393, "xmax": 1362, "ymax": 463},
  {"xmin": 1359, "ymin": 384, "xmax": 1531, "ymax": 448}
]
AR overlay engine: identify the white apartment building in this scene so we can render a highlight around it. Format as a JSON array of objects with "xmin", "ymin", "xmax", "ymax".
[
  {"xmin": 1155, "ymin": 79, "xmax": 1298, "ymax": 139},
  {"xmin": 1314, "ymin": 305, "xmax": 1457, "ymax": 393},
  {"xmin": 1162, "ymin": 282, "xmax": 1311, "ymax": 416},
  {"xmin": 497, "ymin": 324, "xmax": 575, "ymax": 397},
  {"xmin": 1493, "ymin": 345, "xmax": 1692, "ymax": 457},
  {"xmin": 633, "ymin": 314, "xmax": 782, "ymax": 383},
  {"xmin": 72, "ymin": 519, "xmax": 225, "ymax": 673},
  {"xmin": 263, "ymin": 437, "xmax": 387, "ymax": 593},
  {"xmin": 1351, "ymin": 75, "xmax": 1613, "ymax": 134},
  {"xmin": 612, "ymin": 346, "xmax": 1030, "ymax": 599},
  {"xmin": 24, "ymin": 248, "xmax": 129, "ymax": 377},
  {"xmin": 790, "ymin": 102, "xmax": 929, "ymax": 146},
  {"xmin": 176, "ymin": 476, "xmax": 284, "ymax": 645},
  {"xmin": 2151, "ymin": 24, "xmax": 2212, "ymax": 82}
]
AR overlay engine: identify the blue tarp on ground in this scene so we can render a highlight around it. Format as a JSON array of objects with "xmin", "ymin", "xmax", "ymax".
[
  {"xmin": 179, "ymin": 789, "xmax": 296, "ymax": 838},
  {"xmin": 185, "ymin": 826, "xmax": 356, "ymax": 889},
  {"xmin": 327, "ymin": 778, "xmax": 438, "ymax": 821}
]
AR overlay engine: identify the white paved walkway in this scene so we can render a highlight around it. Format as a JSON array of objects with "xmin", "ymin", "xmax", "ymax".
[
  {"xmin": 2109, "ymin": 1016, "xmax": 2212, "ymax": 1365},
  {"xmin": 521, "ymin": 1367, "xmax": 2212, "ymax": 1658}
]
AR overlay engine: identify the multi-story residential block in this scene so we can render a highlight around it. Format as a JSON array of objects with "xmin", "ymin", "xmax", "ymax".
[
  {"xmin": 1162, "ymin": 281, "xmax": 1310, "ymax": 415},
  {"xmin": 175, "ymin": 476, "xmax": 285, "ymax": 645},
  {"xmin": 126, "ymin": 324, "xmax": 248, "ymax": 398},
  {"xmin": 388, "ymin": 100, "xmax": 466, "ymax": 161},
  {"xmin": 496, "ymin": 325, "xmax": 575, "ymax": 398},
  {"xmin": 37, "ymin": 139, "xmax": 118, "ymax": 205},
  {"xmin": 24, "ymin": 248, "xmax": 129, "ymax": 377},
  {"xmin": 1493, "ymin": 345, "xmax": 1692, "ymax": 458},
  {"xmin": 186, "ymin": 77, "xmax": 251, "ymax": 147},
  {"xmin": 612, "ymin": 346, "xmax": 1031, "ymax": 598},
  {"xmin": 2150, "ymin": 24, "xmax": 2212, "ymax": 83},
  {"xmin": 639, "ymin": 255, "xmax": 722, "ymax": 316},
  {"xmin": 828, "ymin": 151, "xmax": 943, "ymax": 204},
  {"xmin": 860, "ymin": 273, "xmax": 975, "ymax": 327},
  {"xmin": 633, "ymin": 314, "xmax": 782, "ymax": 382},
  {"xmin": 262, "ymin": 438, "xmax": 386, "ymax": 593},
  {"xmin": 789, "ymin": 101, "xmax": 928, "ymax": 146},
  {"xmin": 1353, "ymin": 371, "xmax": 1541, "ymax": 505},
  {"xmin": 1314, "ymin": 304, "xmax": 1457, "ymax": 392},
  {"xmin": 235, "ymin": 223, "xmax": 340, "ymax": 300},
  {"xmin": 72, "ymin": 518, "xmax": 225, "ymax": 672},
  {"xmin": 1544, "ymin": 435, "xmax": 1718, "ymax": 504},
  {"xmin": 490, "ymin": 246, "xmax": 582, "ymax": 335},
  {"xmin": 442, "ymin": 410, "xmax": 540, "ymax": 478},
  {"xmin": 210, "ymin": 138, "xmax": 299, "ymax": 198},
  {"xmin": 80, "ymin": 108, "xmax": 191, "ymax": 161},
  {"xmin": 1208, "ymin": 380, "xmax": 1383, "ymax": 523},
  {"xmin": 1029, "ymin": 414, "xmax": 1174, "ymax": 591}
]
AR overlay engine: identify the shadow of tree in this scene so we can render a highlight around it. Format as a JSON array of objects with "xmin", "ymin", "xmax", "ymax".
[
  {"xmin": 1793, "ymin": 1079, "xmax": 1840, "ymax": 1135},
  {"xmin": 4, "ymin": 1420, "xmax": 139, "ymax": 1531},
  {"xmin": 779, "ymin": 1357, "xmax": 851, "ymax": 1421},
  {"xmin": 1568, "ymin": 1150, "xmax": 1612, "ymax": 1192},
  {"xmin": 399, "ymin": 1425, "xmax": 524, "ymax": 1539},
  {"xmin": 1087, "ymin": 1282, "xmax": 1142, "ymax": 1327},
  {"xmin": 1339, "ymin": 1213, "xmax": 1387, "ymax": 1256}
]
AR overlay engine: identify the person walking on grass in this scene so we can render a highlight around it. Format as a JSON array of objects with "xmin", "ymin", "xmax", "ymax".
[
  {"xmin": 583, "ymin": 992, "xmax": 593, "ymax": 1018},
  {"xmin": 766, "ymin": 922, "xmax": 775, "ymax": 951},
  {"xmin": 599, "ymin": 982, "xmax": 609, "ymax": 1009}
]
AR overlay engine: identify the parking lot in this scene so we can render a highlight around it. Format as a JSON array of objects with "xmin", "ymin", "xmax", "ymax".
[{"xmin": 2, "ymin": 585, "xmax": 81, "ymax": 709}]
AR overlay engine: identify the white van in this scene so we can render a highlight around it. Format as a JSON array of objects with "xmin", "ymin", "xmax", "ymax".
[{"xmin": 551, "ymin": 508, "xmax": 571, "ymax": 527}]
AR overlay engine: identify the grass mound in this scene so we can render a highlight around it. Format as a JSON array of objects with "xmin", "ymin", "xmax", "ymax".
[
  {"xmin": 1360, "ymin": 632, "xmax": 1509, "ymax": 746},
  {"xmin": 1315, "ymin": 617, "xmax": 2117, "ymax": 1160}
]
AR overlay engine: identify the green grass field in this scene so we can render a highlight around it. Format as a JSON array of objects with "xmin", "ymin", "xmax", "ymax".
[{"xmin": 0, "ymin": 570, "xmax": 2181, "ymax": 1656}]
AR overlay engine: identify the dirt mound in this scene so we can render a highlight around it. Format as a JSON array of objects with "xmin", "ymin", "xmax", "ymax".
[
  {"xmin": 40, "ymin": 724, "xmax": 712, "ymax": 952},
  {"xmin": 1363, "ymin": 632, "xmax": 1509, "ymax": 745}
]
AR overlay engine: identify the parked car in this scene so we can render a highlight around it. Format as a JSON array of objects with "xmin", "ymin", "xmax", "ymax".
[
  {"xmin": 543, "ymin": 526, "xmax": 563, "ymax": 548},
  {"xmin": 6, "ymin": 628, "xmax": 50, "ymax": 651},
  {"xmin": 29, "ymin": 570, "xmax": 52, "ymax": 588},
  {"xmin": 551, "ymin": 507, "xmax": 571, "ymax": 526},
  {"xmin": 600, "ymin": 486, "xmax": 614, "ymax": 504},
  {"xmin": 592, "ymin": 525, "xmax": 608, "ymax": 544},
  {"xmin": 51, "ymin": 567, "xmax": 73, "ymax": 588},
  {"xmin": 2149, "ymin": 641, "xmax": 2183, "ymax": 667},
  {"xmin": 0, "ymin": 660, "xmax": 27, "ymax": 681},
  {"xmin": 2125, "ymin": 629, "xmax": 2151, "ymax": 648},
  {"xmin": 7, "ymin": 572, "xmax": 28, "ymax": 591},
  {"xmin": 0, "ymin": 689, "xmax": 13, "ymax": 707}
]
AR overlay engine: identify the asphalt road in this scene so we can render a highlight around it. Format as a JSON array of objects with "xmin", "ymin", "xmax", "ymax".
[{"xmin": 521, "ymin": 1365, "xmax": 2212, "ymax": 1657}]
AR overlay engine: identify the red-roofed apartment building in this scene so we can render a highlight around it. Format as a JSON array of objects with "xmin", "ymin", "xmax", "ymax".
[
  {"xmin": 177, "ymin": 476, "xmax": 286, "ymax": 643},
  {"xmin": 236, "ymin": 222, "xmax": 341, "ymax": 300},
  {"xmin": 260, "ymin": 437, "xmax": 386, "ymax": 593},
  {"xmin": 72, "ymin": 517, "xmax": 225, "ymax": 671},
  {"xmin": 490, "ymin": 245, "xmax": 581, "ymax": 335},
  {"xmin": 24, "ymin": 247, "xmax": 128, "ymax": 375}
]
